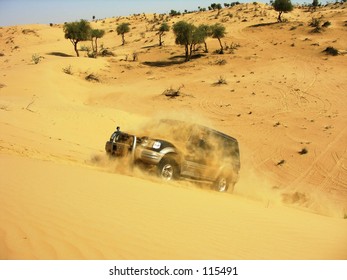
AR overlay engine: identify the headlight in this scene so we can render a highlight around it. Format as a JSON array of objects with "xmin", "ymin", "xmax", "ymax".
[{"xmin": 152, "ymin": 141, "xmax": 161, "ymax": 149}]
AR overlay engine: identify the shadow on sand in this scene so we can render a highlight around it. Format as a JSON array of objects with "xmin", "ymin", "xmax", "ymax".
[
  {"xmin": 142, "ymin": 53, "xmax": 205, "ymax": 67},
  {"xmin": 46, "ymin": 52, "xmax": 74, "ymax": 57},
  {"xmin": 248, "ymin": 22, "xmax": 279, "ymax": 28}
]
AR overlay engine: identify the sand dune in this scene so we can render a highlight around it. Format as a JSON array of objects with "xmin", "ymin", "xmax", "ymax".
[{"xmin": 1, "ymin": 3, "xmax": 347, "ymax": 259}]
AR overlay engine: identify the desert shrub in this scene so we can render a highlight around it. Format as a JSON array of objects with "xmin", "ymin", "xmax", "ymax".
[
  {"xmin": 323, "ymin": 46, "xmax": 339, "ymax": 56},
  {"xmin": 80, "ymin": 45, "xmax": 90, "ymax": 52},
  {"xmin": 132, "ymin": 52, "xmax": 138, "ymax": 61},
  {"xmin": 309, "ymin": 17, "xmax": 321, "ymax": 28},
  {"xmin": 31, "ymin": 53, "xmax": 41, "ymax": 64},
  {"xmin": 214, "ymin": 76, "xmax": 227, "ymax": 85},
  {"xmin": 87, "ymin": 51, "xmax": 97, "ymax": 58},
  {"xmin": 298, "ymin": 147, "xmax": 308, "ymax": 155},
  {"xmin": 322, "ymin": 21, "xmax": 331, "ymax": 28},
  {"xmin": 99, "ymin": 48, "xmax": 115, "ymax": 57},
  {"xmin": 162, "ymin": 85, "xmax": 184, "ymax": 98},
  {"xmin": 22, "ymin": 29, "xmax": 37, "ymax": 35},
  {"xmin": 85, "ymin": 73, "xmax": 100, "ymax": 82},
  {"xmin": 62, "ymin": 65, "xmax": 72, "ymax": 74},
  {"xmin": 309, "ymin": 17, "xmax": 324, "ymax": 33},
  {"xmin": 227, "ymin": 42, "xmax": 240, "ymax": 50},
  {"xmin": 215, "ymin": 59, "xmax": 227, "ymax": 65}
]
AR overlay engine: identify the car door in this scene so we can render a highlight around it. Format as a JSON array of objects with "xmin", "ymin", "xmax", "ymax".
[
  {"xmin": 181, "ymin": 128, "xmax": 218, "ymax": 181},
  {"xmin": 114, "ymin": 133, "xmax": 135, "ymax": 157}
]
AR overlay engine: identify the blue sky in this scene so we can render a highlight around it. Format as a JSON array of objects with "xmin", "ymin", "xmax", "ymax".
[{"xmin": 0, "ymin": 0, "xmax": 313, "ymax": 27}]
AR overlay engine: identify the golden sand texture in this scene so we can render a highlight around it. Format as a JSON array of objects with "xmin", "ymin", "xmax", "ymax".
[{"xmin": 1, "ymin": 3, "xmax": 346, "ymax": 259}]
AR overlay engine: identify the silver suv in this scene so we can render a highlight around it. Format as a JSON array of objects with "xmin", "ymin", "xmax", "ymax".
[{"xmin": 105, "ymin": 120, "xmax": 240, "ymax": 192}]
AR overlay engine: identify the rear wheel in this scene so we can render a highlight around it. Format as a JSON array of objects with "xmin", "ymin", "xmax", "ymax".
[
  {"xmin": 214, "ymin": 173, "xmax": 236, "ymax": 193},
  {"xmin": 157, "ymin": 157, "xmax": 179, "ymax": 181}
]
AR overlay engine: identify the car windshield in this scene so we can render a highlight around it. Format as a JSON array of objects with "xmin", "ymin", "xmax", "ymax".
[{"xmin": 140, "ymin": 119, "xmax": 193, "ymax": 143}]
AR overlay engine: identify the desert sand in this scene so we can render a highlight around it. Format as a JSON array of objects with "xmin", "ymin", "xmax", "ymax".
[{"xmin": 0, "ymin": 3, "xmax": 347, "ymax": 260}]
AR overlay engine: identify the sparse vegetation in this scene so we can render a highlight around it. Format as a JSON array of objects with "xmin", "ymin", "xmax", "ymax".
[
  {"xmin": 214, "ymin": 76, "xmax": 227, "ymax": 85},
  {"xmin": 99, "ymin": 47, "xmax": 115, "ymax": 57},
  {"xmin": 80, "ymin": 45, "xmax": 91, "ymax": 52},
  {"xmin": 132, "ymin": 52, "xmax": 139, "ymax": 61},
  {"xmin": 215, "ymin": 59, "xmax": 227, "ymax": 65},
  {"xmin": 323, "ymin": 46, "xmax": 339, "ymax": 56},
  {"xmin": 322, "ymin": 21, "xmax": 331, "ymax": 28},
  {"xmin": 310, "ymin": 17, "xmax": 322, "ymax": 32},
  {"xmin": 298, "ymin": 147, "xmax": 308, "ymax": 155},
  {"xmin": 85, "ymin": 73, "xmax": 100, "ymax": 82},
  {"xmin": 225, "ymin": 42, "xmax": 240, "ymax": 53},
  {"xmin": 31, "ymin": 53, "xmax": 41, "ymax": 64},
  {"xmin": 162, "ymin": 85, "xmax": 184, "ymax": 98},
  {"xmin": 62, "ymin": 65, "xmax": 72, "ymax": 75}
]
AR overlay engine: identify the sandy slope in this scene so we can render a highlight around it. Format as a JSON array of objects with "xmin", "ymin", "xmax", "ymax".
[{"xmin": 0, "ymin": 3, "xmax": 347, "ymax": 259}]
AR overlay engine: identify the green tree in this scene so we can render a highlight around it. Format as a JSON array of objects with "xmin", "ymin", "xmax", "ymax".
[
  {"xmin": 173, "ymin": 21, "xmax": 196, "ymax": 61},
  {"xmin": 116, "ymin": 22, "xmax": 130, "ymax": 45},
  {"xmin": 211, "ymin": 23, "xmax": 226, "ymax": 53},
  {"xmin": 196, "ymin": 24, "xmax": 211, "ymax": 53},
  {"xmin": 216, "ymin": 3, "xmax": 223, "ymax": 15},
  {"xmin": 158, "ymin": 22, "xmax": 170, "ymax": 46},
  {"xmin": 272, "ymin": 0, "xmax": 294, "ymax": 22},
  {"xmin": 169, "ymin": 10, "xmax": 181, "ymax": 16},
  {"xmin": 63, "ymin": 19, "xmax": 91, "ymax": 57},
  {"xmin": 312, "ymin": 0, "xmax": 319, "ymax": 10},
  {"xmin": 91, "ymin": 29, "xmax": 105, "ymax": 56}
]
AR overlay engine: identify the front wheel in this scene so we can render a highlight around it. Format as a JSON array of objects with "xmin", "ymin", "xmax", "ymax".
[{"xmin": 157, "ymin": 157, "xmax": 179, "ymax": 181}]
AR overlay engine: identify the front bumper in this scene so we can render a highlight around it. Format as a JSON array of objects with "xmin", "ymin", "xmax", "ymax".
[{"xmin": 137, "ymin": 148, "xmax": 163, "ymax": 164}]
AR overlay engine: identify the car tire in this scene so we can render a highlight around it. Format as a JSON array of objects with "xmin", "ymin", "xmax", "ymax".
[
  {"xmin": 214, "ymin": 173, "xmax": 237, "ymax": 193},
  {"xmin": 157, "ymin": 157, "xmax": 179, "ymax": 181}
]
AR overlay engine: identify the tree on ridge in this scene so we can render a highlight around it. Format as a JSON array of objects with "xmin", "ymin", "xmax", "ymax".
[
  {"xmin": 272, "ymin": 0, "xmax": 294, "ymax": 22},
  {"xmin": 91, "ymin": 29, "xmax": 105, "ymax": 56},
  {"xmin": 116, "ymin": 22, "xmax": 130, "ymax": 45},
  {"xmin": 63, "ymin": 19, "xmax": 91, "ymax": 57},
  {"xmin": 158, "ymin": 22, "xmax": 170, "ymax": 46}
]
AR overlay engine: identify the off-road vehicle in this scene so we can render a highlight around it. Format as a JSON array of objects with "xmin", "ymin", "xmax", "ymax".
[{"xmin": 105, "ymin": 120, "xmax": 240, "ymax": 192}]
